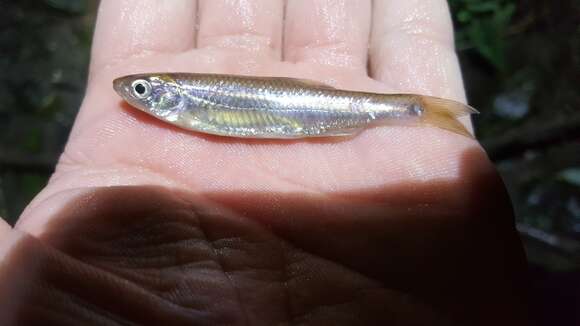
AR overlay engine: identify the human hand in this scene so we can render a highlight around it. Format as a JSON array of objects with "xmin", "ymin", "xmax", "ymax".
[{"xmin": 0, "ymin": 0, "xmax": 529, "ymax": 324}]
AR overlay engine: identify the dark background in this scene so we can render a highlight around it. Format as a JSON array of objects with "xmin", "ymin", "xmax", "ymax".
[{"xmin": 1, "ymin": 0, "xmax": 578, "ymax": 324}]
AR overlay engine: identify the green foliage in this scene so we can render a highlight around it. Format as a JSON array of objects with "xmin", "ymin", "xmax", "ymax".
[
  {"xmin": 21, "ymin": 174, "xmax": 49, "ymax": 201},
  {"xmin": 453, "ymin": 0, "xmax": 580, "ymax": 271},
  {"xmin": 22, "ymin": 129, "xmax": 43, "ymax": 153},
  {"xmin": 450, "ymin": 0, "xmax": 516, "ymax": 71},
  {"xmin": 0, "ymin": 0, "xmax": 94, "ymax": 223}
]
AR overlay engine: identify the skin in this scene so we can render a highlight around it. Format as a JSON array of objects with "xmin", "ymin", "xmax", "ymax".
[{"xmin": 0, "ymin": 0, "xmax": 530, "ymax": 325}]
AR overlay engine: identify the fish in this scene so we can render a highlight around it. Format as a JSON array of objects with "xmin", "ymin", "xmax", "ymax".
[{"xmin": 113, "ymin": 73, "xmax": 478, "ymax": 139}]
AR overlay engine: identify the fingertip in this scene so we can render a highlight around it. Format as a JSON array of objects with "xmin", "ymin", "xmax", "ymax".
[
  {"xmin": 91, "ymin": 0, "xmax": 198, "ymax": 71},
  {"xmin": 197, "ymin": 0, "xmax": 284, "ymax": 59},
  {"xmin": 284, "ymin": 0, "xmax": 372, "ymax": 71},
  {"xmin": 369, "ymin": 0, "xmax": 463, "ymax": 100}
]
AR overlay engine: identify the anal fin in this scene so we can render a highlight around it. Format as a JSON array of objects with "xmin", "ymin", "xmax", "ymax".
[{"xmin": 313, "ymin": 127, "xmax": 362, "ymax": 137}]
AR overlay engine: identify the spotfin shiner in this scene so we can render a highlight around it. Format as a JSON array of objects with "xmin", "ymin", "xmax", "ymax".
[{"xmin": 114, "ymin": 73, "xmax": 478, "ymax": 139}]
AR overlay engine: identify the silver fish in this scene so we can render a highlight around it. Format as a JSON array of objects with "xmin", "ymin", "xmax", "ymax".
[{"xmin": 113, "ymin": 73, "xmax": 477, "ymax": 138}]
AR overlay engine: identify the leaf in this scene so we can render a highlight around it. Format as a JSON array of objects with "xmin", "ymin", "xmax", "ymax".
[{"xmin": 468, "ymin": 20, "xmax": 505, "ymax": 69}]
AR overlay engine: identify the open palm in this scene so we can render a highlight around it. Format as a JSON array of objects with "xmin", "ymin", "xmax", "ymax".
[{"xmin": 1, "ymin": 1, "xmax": 529, "ymax": 325}]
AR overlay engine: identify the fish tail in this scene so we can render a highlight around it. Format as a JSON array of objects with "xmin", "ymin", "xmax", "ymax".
[{"xmin": 419, "ymin": 96, "xmax": 479, "ymax": 138}]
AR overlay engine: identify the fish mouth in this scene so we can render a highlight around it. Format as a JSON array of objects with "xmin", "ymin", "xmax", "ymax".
[
  {"xmin": 113, "ymin": 77, "xmax": 131, "ymax": 98},
  {"xmin": 113, "ymin": 76, "xmax": 146, "ymax": 112},
  {"xmin": 113, "ymin": 76, "xmax": 142, "ymax": 106}
]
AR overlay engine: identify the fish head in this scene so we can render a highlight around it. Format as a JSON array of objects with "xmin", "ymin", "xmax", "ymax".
[{"xmin": 113, "ymin": 74, "xmax": 185, "ymax": 121}]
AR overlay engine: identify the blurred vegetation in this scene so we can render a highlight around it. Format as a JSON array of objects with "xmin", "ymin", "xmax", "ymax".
[
  {"xmin": 0, "ymin": 0, "xmax": 578, "ymax": 323},
  {"xmin": 449, "ymin": 2, "xmax": 580, "ymax": 322},
  {"xmin": 449, "ymin": 0, "xmax": 580, "ymax": 272},
  {"xmin": 0, "ymin": 0, "xmax": 94, "ymax": 220}
]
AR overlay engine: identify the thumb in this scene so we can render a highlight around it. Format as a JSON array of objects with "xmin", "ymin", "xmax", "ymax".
[{"xmin": 0, "ymin": 221, "xmax": 28, "ymax": 326}]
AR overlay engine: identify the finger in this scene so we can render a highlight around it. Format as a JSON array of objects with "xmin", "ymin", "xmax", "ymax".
[
  {"xmin": 369, "ymin": 0, "xmax": 466, "ymax": 101},
  {"xmin": 91, "ymin": 0, "xmax": 198, "ymax": 70},
  {"xmin": 196, "ymin": 0, "xmax": 284, "ymax": 59},
  {"xmin": 0, "ymin": 218, "xmax": 10, "ymax": 239},
  {"xmin": 284, "ymin": 0, "xmax": 372, "ymax": 71}
]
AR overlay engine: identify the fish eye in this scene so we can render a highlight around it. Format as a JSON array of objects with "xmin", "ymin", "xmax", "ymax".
[{"xmin": 131, "ymin": 79, "xmax": 152, "ymax": 98}]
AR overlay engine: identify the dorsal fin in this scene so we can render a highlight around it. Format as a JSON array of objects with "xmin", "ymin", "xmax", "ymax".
[{"xmin": 255, "ymin": 76, "xmax": 336, "ymax": 89}]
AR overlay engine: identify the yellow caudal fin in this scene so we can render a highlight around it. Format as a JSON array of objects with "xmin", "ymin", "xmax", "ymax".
[{"xmin": 419, "ymin": 96, "xmax": 479, "ymax": 138}]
